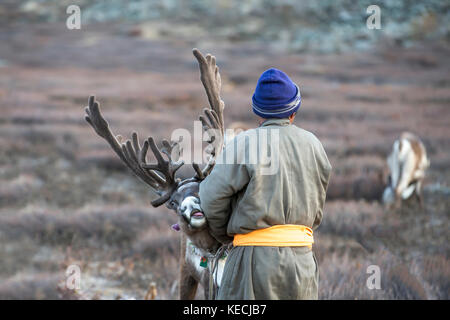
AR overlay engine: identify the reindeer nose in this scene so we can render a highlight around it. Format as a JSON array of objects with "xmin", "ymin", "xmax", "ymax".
[{"xmin": 180, "ymin": 196, "xmax": 201, "ymax": 220}]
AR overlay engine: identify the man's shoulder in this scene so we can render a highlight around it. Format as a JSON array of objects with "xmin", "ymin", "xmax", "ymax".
[
  {"xmin": 232, "ymin": 123, "xmax": 324, "ymax": 148},
  {"xmin": 289, "ymin": 125, "xmax": 322, "ymax": 144}
]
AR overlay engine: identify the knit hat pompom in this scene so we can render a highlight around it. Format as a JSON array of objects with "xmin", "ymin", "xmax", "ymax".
[{"xmin": 252, "ymin": 68, "xmax": 301, "ymax": 119}]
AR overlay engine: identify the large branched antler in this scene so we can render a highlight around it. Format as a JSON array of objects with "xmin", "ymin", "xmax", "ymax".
[
  {"xmin": 191, "ymin": 48, "xmax": 225, "ymax": 180},
  {"xmin": 84, "ymin": 49, "xmax": 226, "ymax": 206},
  {"xmin": 84, "ymin": 96, "xmax": 183, "ymax": 207}
]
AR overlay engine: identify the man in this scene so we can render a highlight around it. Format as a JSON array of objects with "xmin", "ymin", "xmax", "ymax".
[{"xmin": 199, "ymin": 68, "xmax": 331, "ymax": 299}]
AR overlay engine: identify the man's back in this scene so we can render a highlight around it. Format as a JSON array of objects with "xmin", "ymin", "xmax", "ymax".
[
  {"xmin": 199, "ymin": 118, "xmax": 331, "ymax": 299},
  {"xmin": 199, "ymin": 67, "xmax": 331, "ymax": 300},
  {"xmin": 213, "ymin": 118, "xmax": 330, "ymax": 238}
]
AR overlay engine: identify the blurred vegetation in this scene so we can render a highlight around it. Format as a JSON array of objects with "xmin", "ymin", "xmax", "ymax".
[
  {"xmin": 0, "ymin": 0, "xmax": 449, "ymax": 300},
  {"xmin": 1, "ymin": 0, "xmax": 449, "ymax": 52}
]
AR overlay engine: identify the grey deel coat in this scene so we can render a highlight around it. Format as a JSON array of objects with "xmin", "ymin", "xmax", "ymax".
[{"xmin": 199, "ymin": 118, "xmax": 332, "ymax": 300}]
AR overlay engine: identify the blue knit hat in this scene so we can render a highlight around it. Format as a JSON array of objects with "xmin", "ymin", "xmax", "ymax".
[{"xmin": 252, "ymin": 68, "xmax": 301, "ymax": 119}]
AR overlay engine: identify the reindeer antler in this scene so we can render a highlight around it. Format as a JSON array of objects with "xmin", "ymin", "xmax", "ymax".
[
  {"xmin": 84, "ymin": 96, "xmax": 183, "ymax": 207},
  {"xmin": 84, "ymin": 49, "xmax": 226, "ymax": 206},
  {"xmin": 191, "ymin": 48, "xmax": 225, "ymax": 179}
]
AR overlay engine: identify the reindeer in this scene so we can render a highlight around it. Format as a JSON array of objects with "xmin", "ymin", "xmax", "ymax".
[
  {"xmin": 382, "ymin": 132, "xmax": 430, "ymax": 209},
  {"xmin": 84, "ymin": 49, "xmax": 227, "ymax": 299}
]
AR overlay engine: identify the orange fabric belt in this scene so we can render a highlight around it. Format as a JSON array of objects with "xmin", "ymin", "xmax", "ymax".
[{"xmin": 233, "ymin": 224, "xmax": 314, "ymax": 248}]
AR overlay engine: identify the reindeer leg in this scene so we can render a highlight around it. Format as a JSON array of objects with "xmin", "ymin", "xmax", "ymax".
[
  {"xmin": 395, "ymin": 195, "xmax": 402, "ymax": 212},
  {"xmin": 179, "ymin": 271, "xmax": 199, "ymax": 300},
  {"xmin": 417, "ymin": 192, "xmax": 424, "ymax": 210},
  {"xmin": 179, "ymin": 235, "xmax": 199, "ymax": 299},
  {"xmin": 202, "ymin": 272, "xmax": 211, "ymax": 300},
  {"xmin": 416, "ymin": 181, "xmax": 424, "ymax": 210}
]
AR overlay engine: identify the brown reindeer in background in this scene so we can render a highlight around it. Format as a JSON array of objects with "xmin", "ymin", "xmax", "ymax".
[
  {"xmin": 382, "ymin": 132, "xmax": 430, "ymax": 209},
  {"xmin": 84, "ymin": 49, "xmax": 227, "ymax": 299}
]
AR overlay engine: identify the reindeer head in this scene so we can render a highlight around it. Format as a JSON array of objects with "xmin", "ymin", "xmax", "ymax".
[{"xmin": 84, "ymin": 49, "xmax": 225, "ymax": 246}]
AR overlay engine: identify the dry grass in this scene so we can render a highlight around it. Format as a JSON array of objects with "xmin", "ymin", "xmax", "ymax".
[
  {"xmin": 0, "ymin": 273, "xmax": 64, "ymax": 300},
  {"xmin": 0, "ymin": 18, "xmax": 448, "ymax": 299}
]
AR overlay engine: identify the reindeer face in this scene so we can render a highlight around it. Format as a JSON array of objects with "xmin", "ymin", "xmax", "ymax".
[{"xmin": 166, "ymin": 182, "xmax": 207, "ymax": 230}]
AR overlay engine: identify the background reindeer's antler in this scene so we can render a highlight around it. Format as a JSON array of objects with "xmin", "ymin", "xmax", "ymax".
[
  {"xmin": 84, "ymin": 96, "xmax": 183, "ymax": 207},
  {"xmin": 192, "ymin": 48, "xmax": 225, "ymax": 179}
]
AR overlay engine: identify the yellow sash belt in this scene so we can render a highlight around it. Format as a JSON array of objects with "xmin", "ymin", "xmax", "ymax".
[{"xmin": 233, "ymin": 224, "xmax": 314, "ymax": 248}]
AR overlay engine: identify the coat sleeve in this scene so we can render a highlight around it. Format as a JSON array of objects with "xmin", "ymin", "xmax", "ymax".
[{"xmin": 199, "ymin": 138, "xmax": 251, "ymax": 243}]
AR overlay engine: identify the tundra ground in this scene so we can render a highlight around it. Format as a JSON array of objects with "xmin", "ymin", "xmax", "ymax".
[{"xmin": 0, "ymin": 21, "xmax": 448, "ymax": 299}]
